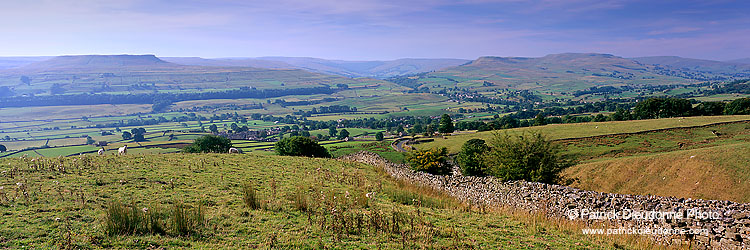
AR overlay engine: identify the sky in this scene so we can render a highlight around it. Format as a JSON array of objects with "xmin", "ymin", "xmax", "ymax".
[{"xmin": 0, "ymin": 0, "xmax": 749, "ymax": 61}]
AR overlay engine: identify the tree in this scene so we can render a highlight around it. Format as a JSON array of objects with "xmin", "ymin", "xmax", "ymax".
[
  {"xmin": 533, "ymin": 112, "xmax": 546, "ymax": 126},
  {"xmin": 634, "ymin": 98, "xmax": 692, "ymax": 119},
  {"xmin": 274, "ymin": 136, "xmax": 331, "ymax": 158},
  {"xmin": 337, "ymin": 129, "xmax": 350, "ymax": 140},
  {"xmin": 406, "ymin": 147, "xmax": 450, "ymax": 175},
  {"xmin": 455, "ymin": 139, "xmax": 489, "ymax": 176},
  {"xmin": 609, "ymin": 108, "xmax": 630, "ymax": 121},
  {"xmin": 183, "ymin": 135, "xmax": 233, "ymax": 153},
  {"xmin": 438, "ymin": 114, "xmax": 454, "ymax": 134},
  {"xmin": 131, "ymin": 128, "xmax": 147, "ymax": 142},
  {"xmin": 122, "ymin": 131, "xmax": 132, "ymax": 140},
  {"xmin": 328, "ymin": 126, "xmax": 338, "ymax": 137},
  {"xmin": 695, "ymin": 102, "xmax": 726, "ymax": 116},
  {"xmin": 724, "ymin": 98, "xmax": 750, "ymax": 115},
  {"xmin": 86, "ymin": 136, "xmax": 95, "ymax": 145},
  {"xmin": 375, "ymin": 132, "xmax": 384, "ymax": 141},
  {"xmin": 20, "ymin": 76, "xmax": 31, "ymax": 85},
  {"xmin": 208, "ymin": 124, "xmax": 219, "ymax": 133},
  {"xmin": 0, "ymin": 144, "xmax": 6, "ymax": 152},
  {"xmin": 483, "ymin": 132, "xmax": 577, "ymax": 184}
]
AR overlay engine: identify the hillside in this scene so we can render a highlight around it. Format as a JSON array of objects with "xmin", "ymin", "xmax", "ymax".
[
  {"xmin": 0, "ymin": 56, "xmax": 50, "ymax": 69},
  {"xmin": 0, "ymin": 153, "xmax": 627, "ymax": 249},
  {"xmin": 565, "ymin": 142, "xmax": 750, "ymax": 202},
  {"xmin": 14, "ymin": 55, "xmax": 182, "ymax": 72},
  {"xmin": 406, "ymin": 53, "xmax": 696, "ymax": 93},
  {"xmin": 633, "ymin": 56, "xmax": 750, "ymax": 76},
  {"xmin": 727, "ymin": 58, "xmax": 750, "ymax": 65},
  {"xmin": 161, "ymin": 57, "xmax": 294, "ymax": 69},
  {"xmin": 0, "ymin": 55, "xmax": 398, "ymax": 99}
]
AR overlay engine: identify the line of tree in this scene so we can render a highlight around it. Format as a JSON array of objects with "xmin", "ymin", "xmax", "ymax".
[{"xmin": 0, "ymin": 86, "xmax": 334, "ymax": 108}]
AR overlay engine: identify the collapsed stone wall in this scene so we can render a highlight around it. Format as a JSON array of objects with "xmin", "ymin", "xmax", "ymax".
[{"xmin": 341, "ymin": 151, "xmax": 750, "ymax": 249}]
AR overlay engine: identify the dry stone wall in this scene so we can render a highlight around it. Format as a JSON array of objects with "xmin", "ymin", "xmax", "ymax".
[{"xmin": 342, "ymin": 151, "xmax": 750, "ymax": 249}]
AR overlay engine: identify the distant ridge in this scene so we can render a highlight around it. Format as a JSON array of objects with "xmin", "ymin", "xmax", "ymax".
[
  {"xmin": 162, "ymin": 56, "xmax": 470, "ymax": 78},
  {"xmin": 15, "ymin": 54, "xmax": 180, "ymax": 72},
  {"xmin": 727, "ymin": 58, "xmax": 750, "ymax": 65},
  {"xmin": 633, "ymin": 56, "xmax": 750, "ymax": 75}
]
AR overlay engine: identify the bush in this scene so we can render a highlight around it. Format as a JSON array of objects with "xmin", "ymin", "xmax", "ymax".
[
  {"xmin": 455, "ymin": 139, "xmax": 489, "ymax": 176},
  {"xmin": 104, "ymin": 200, "xmax": 202, "ymax": 236},
  {"xmin": 183, "ymin": 135, "xmax": 232, "ymax": 153},
  {"xmin": 375, "ymin": 132, "xmax": 384, "ymax": 141},
  {"xmin": 241, "ymin": 182, "xmax": 262, "ymax": 210},
  {"xmin": 483, "ymin": 132, "xmax": 576, "ymax": 184},
  {"xmin": 274, "ymin": 136, "xmax": 331, "ymax": 158},
  {"xmin": 0, "ymin": 144, "xmax": 6, "ymax": 152},
  {"xmin": 405, "ymin": 147, "xmax": 449, "ymax": 175}
]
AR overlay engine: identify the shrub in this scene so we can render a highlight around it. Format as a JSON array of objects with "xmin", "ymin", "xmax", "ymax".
[
  {"xmin": 375, "ymin": 132, "xmax": 384, "ymax": 141},
  {"xmin": 104, "ymin": 200, "xmax": 202, "ymax": 236},
  {"xmin": 183, "ymin": 135, "xmax": 232, "ymax": 153},
  {"xmin": 483, "ymin": 132, "xmax": 576, "ymax": 184},
  {"xmin": 0, "ymin": 144, "xmax": 6, "ymax": 152},
  {"xmin": 455, "ymin": 139, "xmax": 489, "ymax": 176},
  {"xmin": 274, "ymin": 136, "xmax": 331, "ymax": 158},
  {"xmin": 171, "ymin": 201, "xmax": 204, "ymax": 236},
  {"xmin": 405, "ymin": 147, "xmax": 449, "ymax": 175},
  {"xmin": 242, "ymin": 182, "xmax": 262, "ymax": 210}
]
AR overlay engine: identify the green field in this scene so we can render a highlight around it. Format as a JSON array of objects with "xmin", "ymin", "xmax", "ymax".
[
  {"xmin": 416, "ymin": 115, "xmax": 750, "ymax": 153},
  {"xmin": 0, "ymin": 154, "xmax": 644, "ymax": 249}
]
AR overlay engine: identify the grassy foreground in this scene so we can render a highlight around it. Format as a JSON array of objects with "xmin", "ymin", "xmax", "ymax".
[{"xmin": 0, "ymin": 153, "xmax": 657, "ymax": 249}]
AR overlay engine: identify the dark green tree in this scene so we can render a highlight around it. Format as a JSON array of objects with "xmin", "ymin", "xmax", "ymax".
[
  {"xmin": 0, "ymin": 144, "xmax": 6, "ymax": 152},
  {"xmin": 455, "ymin": 139, "xmax": 489, "ymax": 176},
  {"xmin": 375, "ymin": 132, "xmax": 384, "ymax": 141},
  {"xmin": 483, "ymin": 132, "xmax": 577, "ymax": 184},
  {"xmin": 274, "ymin": 136, "xmax": 331, "ymax": 158},
  {"xmin": 121, "ymin": 131, "xmax": 132, "ymax": 140},
  {"xmin": 533, "ymin": 112, "xmax": 546, "ymax": 126},
  {"xmin": 438, "ymin": 114, "xmax": 454, "ymax": 134},
  {"xmin": 328, "ymin": 126, "xmax": 338, "ymax": 137},
  {"xmin": 183, "ymin": 135, "xmax": 233, "ymax": 153},
  {"xmin": 695, "ymin": 102, "xmax": 726, "ymax": 116},
  {"xmin": 724, "ymin": 98, "xmax": 750, "ymax": 115},
  {"xmin": 337, "ymin": 129, "xmax": 350, "ymax": 140},
  {"xmin": 209, "ymin": 124, "xmax": 219, "ymax": 133},
  {"xmin": 634, "ymin": 98, "xmax": 692, "ymax": 119}
]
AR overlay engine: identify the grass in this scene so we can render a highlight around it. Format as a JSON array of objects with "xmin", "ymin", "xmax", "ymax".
[
  {"xmin": 417, "ymin": 115, "xmax": 750, "ymax": 153},
  {"xmin": 0, "ymin": 153, "xmax": 657, "ymax": 249},
  {"xmin": 564, "ymin": 141, "xmax": 750, "ymax": 203}
]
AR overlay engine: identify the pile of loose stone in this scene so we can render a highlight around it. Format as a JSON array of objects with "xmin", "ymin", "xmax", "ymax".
[{"xmin": 342, "ymin": 151, "xmax": 750, "ymax": 249}]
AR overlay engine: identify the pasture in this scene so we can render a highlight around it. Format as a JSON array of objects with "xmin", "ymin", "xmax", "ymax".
[{"xmin": 0, "ymin": 153, "xmax": 645, "ymax": 249}]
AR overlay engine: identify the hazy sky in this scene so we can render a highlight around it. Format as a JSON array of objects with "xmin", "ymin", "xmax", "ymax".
[{"xmin": 1, "ymin": 0, "xmax": 748, "ymax": 60}]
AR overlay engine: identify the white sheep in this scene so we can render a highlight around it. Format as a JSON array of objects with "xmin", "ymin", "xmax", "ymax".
[
  {"xmin": 118, "ymin": 145, "xmax": 128, "ymax": 155},
  {"xmin": 228, "ymin": 147, "xmax": 241, "ymax": 154},
  {"xmin": 97, "ymin": 148, "xmax": 105, "ymax": 156}
]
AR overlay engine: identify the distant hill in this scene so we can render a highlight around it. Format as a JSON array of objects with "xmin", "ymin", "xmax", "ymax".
[
  {"xmin": 405, "ymin": 53, "xmax": 694, "ymax": 92},
  {"xmin": 257, "ymin": 57, "xmax": 469, "ymax": 78},
  {"xmin": 162, "ymin": 56, "xmax": 469, "ymax": 78},
  {"xmin": 0, "ymin": 55, "xmax": 400, "ymax": 98},
  {"xmin": 727, "ymin": 58, "xmax": 750, "ymax": 65},
  {"xmin": 0, "ymin": 56, "xmax": 51, "ymax": 70},
  {"xmin": 14, "ymin": 55, "xmax": 181, "ymax": 72},
  {"xmin": 633, "ymin": 56, "xmax": 750, "ymax": 76},
  {"xmin": 161, "ymin": 57, "xmax": 294, "ymax": 69}
]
